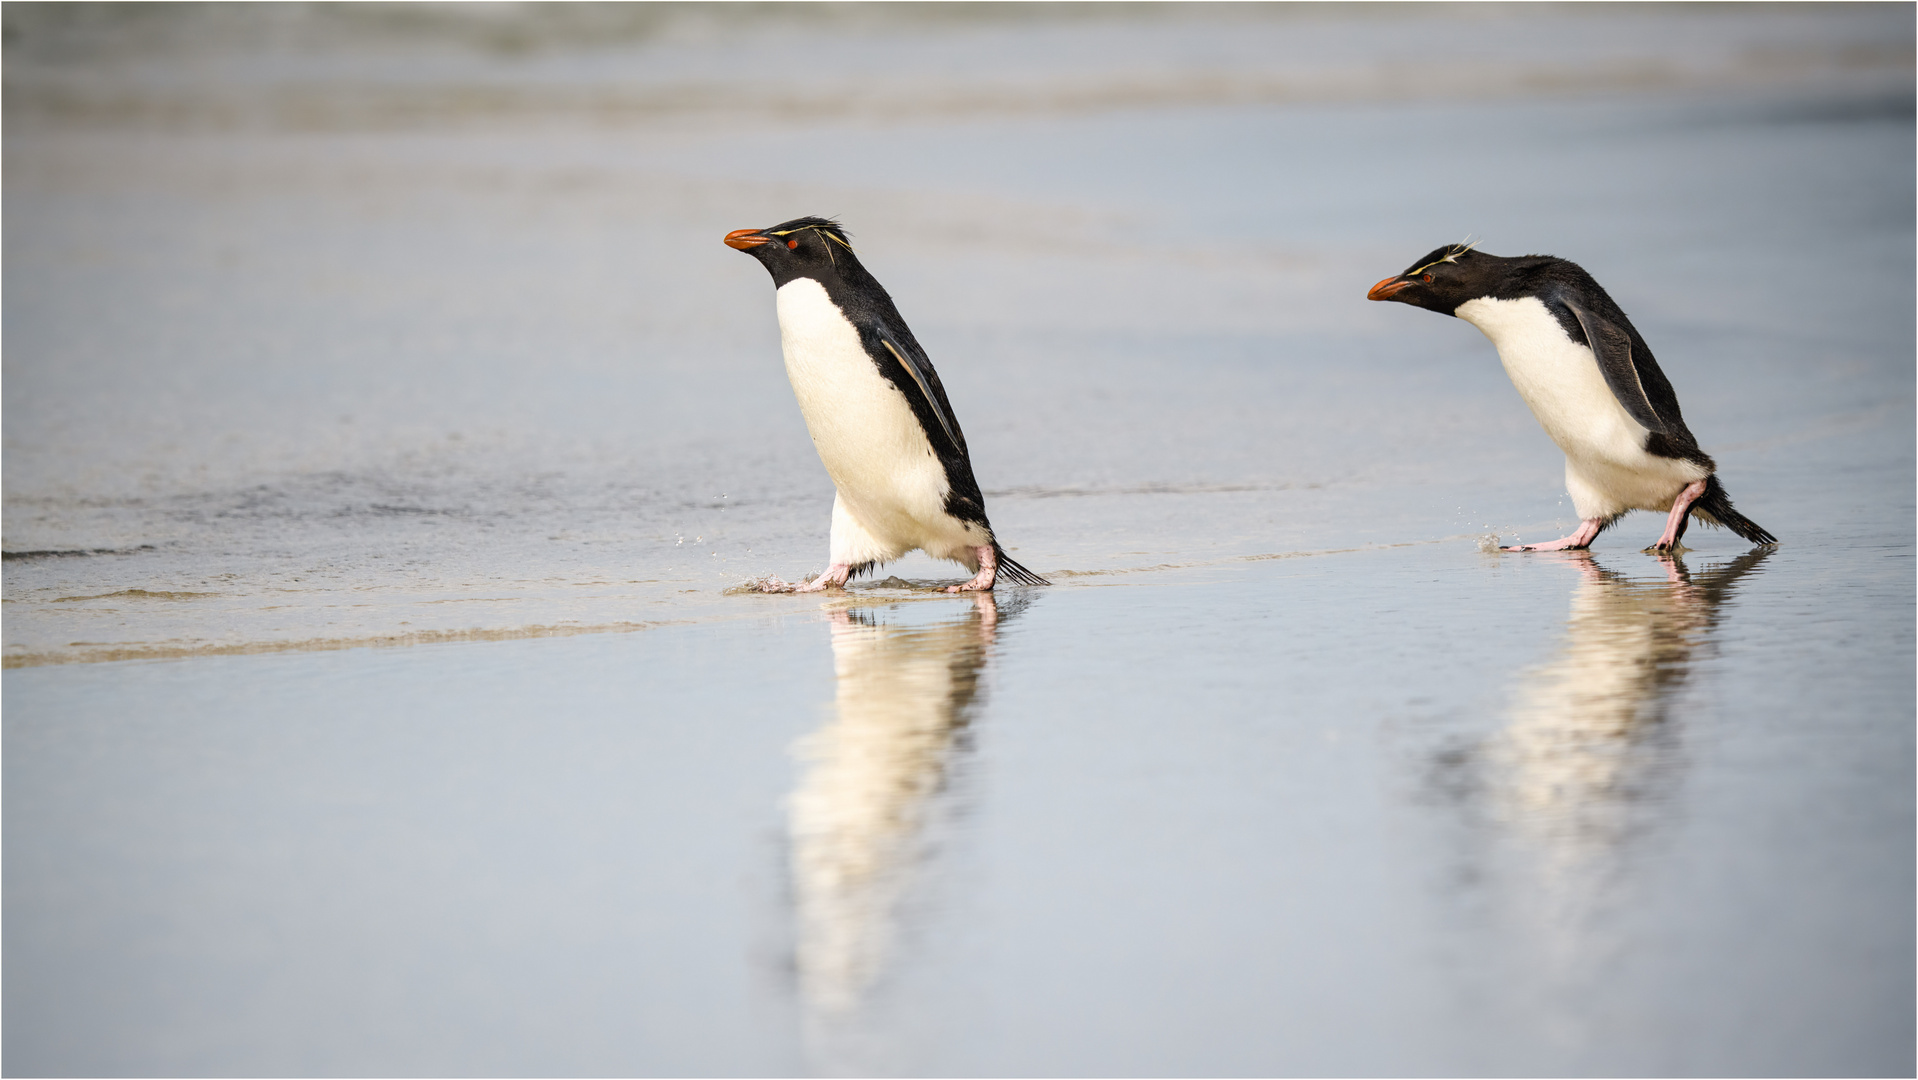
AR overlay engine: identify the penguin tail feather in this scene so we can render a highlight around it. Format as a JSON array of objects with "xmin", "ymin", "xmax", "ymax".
[
  {"xmin": 1690, "ymin": 475, "xmax": 1777, "ymax": 546},
  {"xmin": 993, "ymin": 544, "xmax": 1049, "ymax": 587}
]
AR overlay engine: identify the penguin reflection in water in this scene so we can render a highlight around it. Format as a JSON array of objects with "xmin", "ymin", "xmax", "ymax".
[
  {"xmin": 1494, "ymin": 549, "xmax": 1771, "ymax": 843},
  {"xmin": 1369, "ymin": 244, "xmax": 1775, "ymax": 552},
  {"xmin": 724, "ymin": 217, "xmax": 1046, "ymax": 592},
  {"xmin": 788, "ymin": 593, "xmax": 1008, "ymax": 1028}
]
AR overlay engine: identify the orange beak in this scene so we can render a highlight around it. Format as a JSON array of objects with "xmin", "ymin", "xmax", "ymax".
[
  {"xmin": 1367, "ymin": 276, "xmax": 1412, "ymax": 301},
  {"xmin": 724, "ymin": 228, "xmax": 769, "ymax": 250}
]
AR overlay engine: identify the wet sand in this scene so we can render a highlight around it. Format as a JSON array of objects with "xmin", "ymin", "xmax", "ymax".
[{"xmin": 4, "ymin": 5, "xmax": 1913, "ymax": 1075}]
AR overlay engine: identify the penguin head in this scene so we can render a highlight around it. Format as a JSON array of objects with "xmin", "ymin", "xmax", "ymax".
[
  {"xmin": 723, "ymin": 216, "xmax": 860, "ymax": 288},
  {"xmin": 1367, "ymin": 242, "xmax": 1503, "ymax": 315}
]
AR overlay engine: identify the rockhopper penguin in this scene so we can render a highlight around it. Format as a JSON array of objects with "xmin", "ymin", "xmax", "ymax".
[
  {"xmin": 1368, "ymin": 244, "xmax": 1775, "ymax": 552},
  {"xmin": 725, "ymin": 217, "xmax": 1046, "ymax": 592}
]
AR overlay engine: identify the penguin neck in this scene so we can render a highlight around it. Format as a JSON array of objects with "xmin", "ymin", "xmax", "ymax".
[
  {"xmin": 768, "ymin": 253, "xmax": 876, "ymax": 300},
  {"xmin": 1452, "ymin": 294, "xmax": 1517, "ymax": 339},
  {"xmin": 771, "ymin": 264, "xmax": 841, "ymax": 291},
  {"xmin": 1453, "ymin": 293, "xmax": 1576, "ymax": 349}
]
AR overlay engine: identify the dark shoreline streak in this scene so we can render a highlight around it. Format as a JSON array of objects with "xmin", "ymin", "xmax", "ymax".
[{"xmin": 3, "ymin": 545, "xmax": 157, "ymax": 561}]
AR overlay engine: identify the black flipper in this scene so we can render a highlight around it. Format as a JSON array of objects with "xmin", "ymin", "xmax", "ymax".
[
  {"xmin": 1690, "ymin": 475, "xmax": 1777, "ymax": 546},
  {"xmin": 993, "ymin": 543, "xmax": 1048, "ymax": 586},
  {"xmin": 876, "ymin": 333, "xmax": 961, "ymax": 452},
  {"xmin": 1561, "ymin": 296, "xmax": 1670, "ymax": 435}
]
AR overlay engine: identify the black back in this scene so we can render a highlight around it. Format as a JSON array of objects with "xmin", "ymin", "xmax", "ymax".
[
  {"xmin": 1379, "ymin": 244, "xmax": 1712, "ymax": 468},
  {"xmin": 733, "ymin": 217, "xmax": 993, "ymax": 527}
]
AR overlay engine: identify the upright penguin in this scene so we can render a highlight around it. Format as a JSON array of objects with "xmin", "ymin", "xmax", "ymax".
[
  {"xmin": 1368, "ymin": 243, "xmax": 1775, "ymax": 552},
  {"xmin": 724, "ymin": 217, "xmax": 1046, "ymax": 592}
]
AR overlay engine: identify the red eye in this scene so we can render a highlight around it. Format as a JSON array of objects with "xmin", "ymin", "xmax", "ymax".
[
  {"xmin": 787, "ymin": 239, "xmax": 799, "ymax": 250},
  {"xmin": 1422, "ymin": 274, "xmax": 1434, "ymax": 282}
]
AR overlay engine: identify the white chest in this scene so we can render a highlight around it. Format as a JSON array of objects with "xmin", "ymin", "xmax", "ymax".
[
  {"xmin": 1455, "ymin": 296, "xmax": 1648, "ymax": 463},
  {"xmin": 774, "ymin": 278, "xmax": 949, "ymax": 517}
]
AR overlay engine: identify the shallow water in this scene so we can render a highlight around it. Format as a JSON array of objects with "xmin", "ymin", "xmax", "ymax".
[
  {"xmin": 9, "ymin": 545, "xmax": 1912, "ymax": 1075},
  {"xmin": 4, "ymin": 5, "xmax": 1913, "ymax": 1075}
]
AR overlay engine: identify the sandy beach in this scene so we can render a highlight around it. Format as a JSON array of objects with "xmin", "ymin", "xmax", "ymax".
[{"xmin": 5, "ymin": 4, "xmax": 1912, "ymax": 1074}]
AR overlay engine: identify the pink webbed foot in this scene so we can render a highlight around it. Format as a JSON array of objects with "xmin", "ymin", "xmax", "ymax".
[
  {"xmin": 794, "ymin": 563, "xmax": 854, "ymax": 593},
  {"xmin": 1648, "ymin": 479, "xmax": 1708, "ymax": 553},
  {"xmin": 1503, "ymin": 518, "xmax": 1605, "ymax": 552},
  {"xmin": 749, "ymin": 564, "xmax": 853, "ymax": 593},
  {"xmin": 945, "ymin": 545, "xmax": 998, "ymax": 593}
]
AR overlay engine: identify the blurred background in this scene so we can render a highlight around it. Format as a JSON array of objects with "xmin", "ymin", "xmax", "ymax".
[
  {"xmin": 6, "ymin": 1, "xmax": 1911, "ymax": 660},
  {"xmin": 4, "ymin": 4, "xmax": 1912, "ymax": 1076}
]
